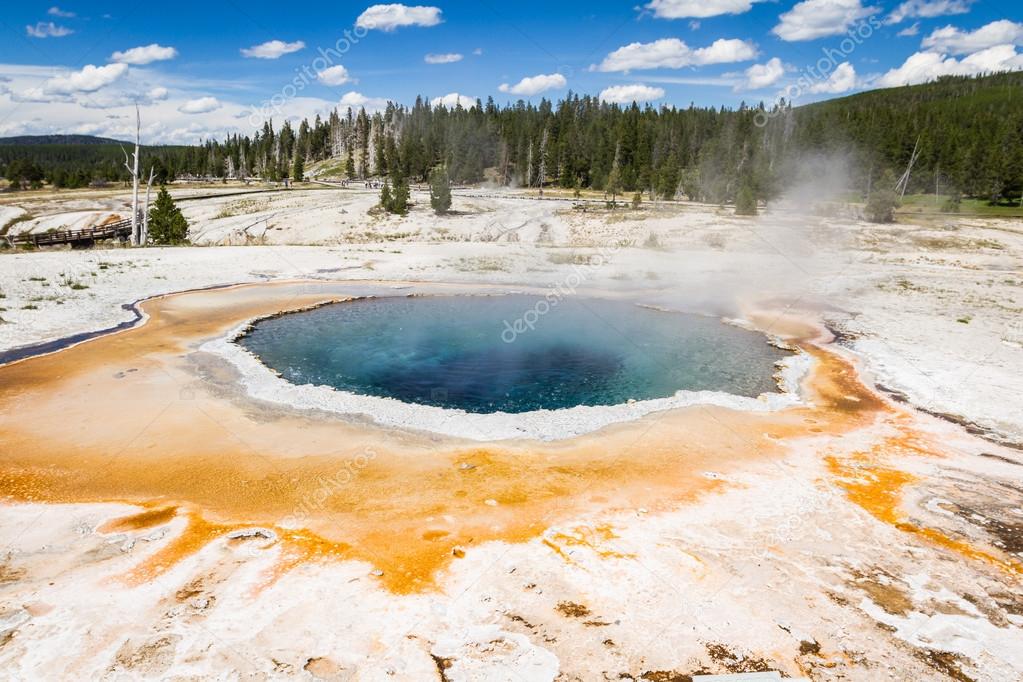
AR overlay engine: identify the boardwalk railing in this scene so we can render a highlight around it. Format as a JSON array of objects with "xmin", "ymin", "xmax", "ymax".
[{"xmin": 5, "ymin": 218, "xmax": 134, "ymax": 248}]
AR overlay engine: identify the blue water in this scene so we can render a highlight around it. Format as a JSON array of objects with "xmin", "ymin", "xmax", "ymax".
[{"xmin": 239, "ymin": 296, "xmax": 789, "ymax": 414}]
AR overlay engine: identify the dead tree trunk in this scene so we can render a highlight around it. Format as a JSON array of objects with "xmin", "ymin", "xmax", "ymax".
[
  {"xmin": 121, "ymin": 105, "xmax": 142, "ymax": 246},
  {"xmin": 141, "ymin": 165, "xmax": 156, "ymax": 245}
]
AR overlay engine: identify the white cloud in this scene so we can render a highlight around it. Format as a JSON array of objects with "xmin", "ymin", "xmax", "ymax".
[
  {"xmin": 472, "ymin": 47, "xmax": 483, "ymax": 56},
  {"xmin": 644, "ymin": 0, "xmax": 764, "ymax": 19},
  {"xmin": 431, "ymin": 92, "xmax": 477, "ymax": 108},
  {"xmin": 921, "ymin": 20, "xmax": 1023, "ymax": 55},
  {"xmin": 738, "ymin": 57, "xmax": 784, "ymax": 90},
  {"xmin": 26, "ymin": 22, "xmax": 73, "ymax": 38},
  {"xmin": 498, "ymin": 73, "xmax": 567, "ymax": 96},
  {"xmin": 886, "ymin": 0, "xmax": 971, "ymax": 25},
  {"xmin": 178, "ymin": 96, "xmax": 222, "ymax": 114},
  {"xmin": 43, "ymin": 63, "xmax": 129, "ymax": 94},
  {"xmin": 808, "ymin": 61, "xmax": 858, "ymax": 92},
  {"xmin": 595, "ymin": 37, "xmax": 757, "ymax": 72},
  {"xmin": 48, "ymin": 6, "xmax": 76, "ymax": 18},
  {"xmin": 316, "ymin": 65, "xmax": 351, "ymax": 86},
  {"xmin": 148, "ymin": 87, "xmax": 169, "ymax": 101},
  {"xmin": 110, "ymin": 44, "xmax": 179, "ymax": 65},
  {"xmin": 877, "ymin": 44, "xmax": 1023, "ymax": 86},
  {"xmin": 425, "ymin": 53, "xmax": 463, "ymax": 64},
  {"xmin": 240, "ymin": 40, "xmax": 305, "ymax": 59},
  {"xmin": 338, "ymin": 91, "xmax": 390, "ymax": 112},
  {"xmin": 356, "ymin": 4, "xmax": 442, "ymax": 31},
  {"xmin": 598, "ymin": 84, "xmax": 666, "ymax": 104},
  {"xmin": 898, "ymin": 22, "xmax": 920, "ymax": 37},
  {"xmin": 773, "ymin": 0, "xmax": 878, "ymax": 41}
]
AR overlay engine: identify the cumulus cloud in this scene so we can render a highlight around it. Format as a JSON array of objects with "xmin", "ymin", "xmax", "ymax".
[
  {"xmin": 644, "ymin": 0, "xmax": 764, "ymax": 19},
  {"xmin": 877, "ymin": 44, "xmax": 1023, "ymax": 86},
  {"xmin": 898, "ymin": 22, "xmax": 920, "ymax": 37},
  {"xmin": 425, "ymin": 53, "xmax": 463, "ymax": 64},
  {"xmin": 808, "ymin": 61, "xmax": 858, "ymax": 92},
  {"xmin": 44, "ymin": 63, "xmax": 129, "ymax": 94},
  {"xmin": 26, "ymin": 21, "xmax": 73, "ymax": 38},
  {"xmin": 47, "ymin": 6, "xmax": 76, "ymax": 17},
  {"xmin": 773, "ymin": 0, "xmax": 878, "ymax": 41},
  {"xmin": 431, "ymin": 92, "xmax": 476, "ymax": 108},
  {"xmin": 110, "ymin": 44, "xmax": 179, "ymax": 65},
  {"xmin": 338, "ymin": 91, "xmax": 390, "ymax": 112},
  {"xmin": 178, "ymin": 96, "xmax": 222, "ymax": 114},
  {"xmin": 595, "ymin": 37, "xmax": 757, "ymax": 72},
  {"xmin": 921, "ymin": 20, "xmax": 1023, "ymax": 54},
  {"xmin": 240, "ymin": 40, "xmax": 305, "ymax": 59},
  {"xmin": 148, "ymin": 87, "xmax": 169, "ymax": 101},
  {"xmin": 599, "ymin": 84, "xmax": 666, "ymax": 104},
  {"xmin": 316, "ymin": 65, "xmax": 351, "ymax": 86},
  {"xmin": 356, "ymin": 4, "xmax": 442, "ymax": 31},
  {"xmin": 738, "ymin": 57, "xmax": 784, "ymax": 90},
  {"xmin": 886, "ymin": 0, "xmax": 972, "ymax": 25},
  {"xmin": 498, "ymin": 73, "xmax": 567, "ymax": 96}
]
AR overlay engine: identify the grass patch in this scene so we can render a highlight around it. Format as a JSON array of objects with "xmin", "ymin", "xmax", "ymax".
[
  {"xmin": 0, "ymin": 213, "xmax": 35, "ymax": 236},
  {"xmin": 899, "ymin": 193, "xmax": 1023, "ymax": 218},
  {"xmin": 547, "ymin": 251, "xmax": 597, "ymax": 266},
  {"xmin": 454, "ymin": 256, "xmax": 511, "ymax": 272}
]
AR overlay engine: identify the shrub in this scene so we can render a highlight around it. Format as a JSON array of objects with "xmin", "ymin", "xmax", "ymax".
[{"xmin": 148, "ymin": 186, "xmax": 189, "ymax": 244}]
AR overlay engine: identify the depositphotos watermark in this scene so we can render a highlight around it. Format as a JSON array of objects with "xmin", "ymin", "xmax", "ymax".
[
  {"xmin": 755, "ymin": 15, "xmax": 882, "ymax": 128},
  {"xmin": 500, "ymin": 245, "xmax": 619, "ymax": 343},
  {"xmin": 246, "ymin": 26, "xmax": 368, "ymax": 129},
  {"xmin": 279, "ymin": 447, "xmax": 378, "ymax": 529}
]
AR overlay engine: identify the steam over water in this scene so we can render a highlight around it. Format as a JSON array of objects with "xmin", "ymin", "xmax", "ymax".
[{"xmin": 239, "ymin": 296, "xmax": 790, "ymax": 413}]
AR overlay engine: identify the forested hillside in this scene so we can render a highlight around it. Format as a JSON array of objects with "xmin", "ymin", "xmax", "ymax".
[
  {"xmin": 2, "ymin": 71, "xmax": 1021, "ymax": 204},
  {"xmin": 0, "ymin": 139, "xmax": 190, "ymax": 189}
]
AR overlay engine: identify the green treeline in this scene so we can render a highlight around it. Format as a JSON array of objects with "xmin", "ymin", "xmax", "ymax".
[{"xmin": 2, "ymin": 72, "xmax": 1021, "ymax": 203}]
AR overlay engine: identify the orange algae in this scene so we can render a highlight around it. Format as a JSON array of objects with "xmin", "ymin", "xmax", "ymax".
[
  {"xmin": 2, "ymin": 281, "xmax": 1009, "ymax": 594},
  {"xmin": 544, "ymin": 523, "xmax": 635, "ymax": 563},
  {"xmin": 826, "ymin": 433, "xmax": 1023, "ymax": 576}
]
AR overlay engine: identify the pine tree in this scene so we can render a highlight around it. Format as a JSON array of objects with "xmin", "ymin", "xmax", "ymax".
[
  {"xmin": 865, "ymin": 169, "xmax": 900, "ymax": 223},
  {"xmin": 606, "ymin": 143, "xmax": 622, "ymax": 208},
  {"xmin": 291, "ymin": 154, "xmax": 304, "ymax": 183},
  {"xmin": 148, "ymin": 186, "xmax": 189, "ymax": 244},
  {"xmin": 379, "ymin": 180, "xmax": 393, "ymax": 212},
  {"xmin": 391, "ymin": 172, "xmax": 410, "ymax": 215},
  {"xmin": 429, "ymin": 165, "xmax": 452, "ymax": 214},
  {"xmin": 735, "ymin": 177, "xmax": 758, "ymax": 216}
]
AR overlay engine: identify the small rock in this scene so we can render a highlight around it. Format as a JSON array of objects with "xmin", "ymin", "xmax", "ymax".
[
  {"xmin": 371, "ymin": 569, "xmax": 384, "ymax": 577},
  {"xmin": 227, "ymin": 528, "xmax": 277, "ymax": 542},
  {"xmin": 452, "ymin": 546, "xmax": 466, "ymax": 558}
]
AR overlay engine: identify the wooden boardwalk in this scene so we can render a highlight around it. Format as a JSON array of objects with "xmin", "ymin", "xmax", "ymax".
[{"xmin": 5, "ymin": 218, "xmax": 133, "ymax": 248}]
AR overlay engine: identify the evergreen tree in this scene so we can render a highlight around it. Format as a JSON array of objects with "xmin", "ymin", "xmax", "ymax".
[
  {"xmin": 148, "ymin": 186, "xmax": 189, "ymax": 244},
  {"xmin": 865, "ymin": 170, "xmax": 900, "ymax": 223},
  {"xmin": 429, "ymin": 165, "xmax": 452, "ymax": 214},
  {"xmin": 390, "ymin": 172, "xmax": 410, "ymax": 215},
  {"xmin": 291, "ymin": 154, "xmax": 304, "ymax": 183},
  {"xmin": 606, "ymin": 143, "xmax": 622, "ymax": 207},
  {"xmin": 380, "ymin": 180, "xmax": 393, "ymax": 212},
  {"xmin": 735, "ymin": 177, "xmax": 758, "ymax": 216}
]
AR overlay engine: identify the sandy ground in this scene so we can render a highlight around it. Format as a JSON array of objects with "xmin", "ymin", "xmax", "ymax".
[{"xmin": 0, "ymin": 187, "xmax": 1021, "ymax": 680}]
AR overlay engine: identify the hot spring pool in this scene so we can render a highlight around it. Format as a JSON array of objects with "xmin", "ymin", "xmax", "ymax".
[{"xmin": 238, "ymin": 296, "xmax": 790, "ymax": 414}]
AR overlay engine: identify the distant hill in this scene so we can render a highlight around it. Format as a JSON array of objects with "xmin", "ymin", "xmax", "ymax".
[{"xmin": 0, "ymin": 134, "xmax": 129, "ymax": 146}]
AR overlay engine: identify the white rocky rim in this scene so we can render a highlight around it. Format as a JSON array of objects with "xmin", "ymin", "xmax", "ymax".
[{"xmin": 201, "ymin": 300, "xmax": 814, "ymax": 442}]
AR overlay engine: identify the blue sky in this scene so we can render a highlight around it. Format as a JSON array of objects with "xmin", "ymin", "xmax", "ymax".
[{"xmin": 0, "ymin": 1, "xmax": 1020, "ymax": 143}]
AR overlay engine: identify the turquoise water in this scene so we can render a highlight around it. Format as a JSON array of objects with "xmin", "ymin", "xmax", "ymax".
[{"xmin": 239, "ymin": 296, "xmax": 789, "ymax": 414}]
